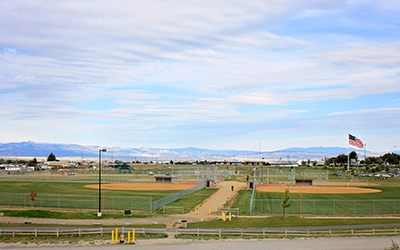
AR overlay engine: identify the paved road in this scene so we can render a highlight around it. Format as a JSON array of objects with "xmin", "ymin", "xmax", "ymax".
[{"xmin": 2, "ymin": 236, "xmax": 400, "ymax": 249}]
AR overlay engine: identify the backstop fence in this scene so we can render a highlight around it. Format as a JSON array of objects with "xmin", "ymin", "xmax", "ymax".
[
  {"xmin": 150, "ymin": 179, "xmax": 205, "ymax": 212},
  {"xmin": 0, "ymin": 192, "xmax": 152, "ymax": 212},
  {"xmin": 252, "ymin": 199, "xmax": 400, "ymax": 216}
]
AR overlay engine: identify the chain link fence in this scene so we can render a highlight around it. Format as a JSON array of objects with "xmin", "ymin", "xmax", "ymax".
[
  {"xmin": 0, "ymin": 192, "xmax": 152, "ymax": 212},
  {"xmin": 151, "ymin": 180, "xmax": 205, "ymax": 212},
  {"xmin": 252, "ymin": 199, "xmax": 400, "ymax": 216}
]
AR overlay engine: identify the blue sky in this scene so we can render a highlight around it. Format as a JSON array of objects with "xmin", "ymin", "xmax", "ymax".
[{"xmin": 0, "ymin": 0, "xmax": 399, "ymax": 152}]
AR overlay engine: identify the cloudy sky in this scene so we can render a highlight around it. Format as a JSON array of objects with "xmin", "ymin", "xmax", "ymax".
[{"xmin": 1, "ymin": 0, "xmax": 399, "ymax": 152}]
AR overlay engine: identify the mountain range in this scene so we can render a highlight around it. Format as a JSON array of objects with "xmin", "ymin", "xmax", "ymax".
[{"xmin": 0, "ymin": 141, "xmax": 380, "ymax": 161}]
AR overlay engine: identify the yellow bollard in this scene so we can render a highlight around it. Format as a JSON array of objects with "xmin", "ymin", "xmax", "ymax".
[
  {"xmin": 209, "ymin": 208, "xmax": 211, "ymax": 215},
  {"xmin": 111, "ymin": 230, "xmax": 114, "ymax": 244},
  {"xmin": 128, "ymin": 231, "xmax": 130, "ymax": 244},
  {"xmin": 115, "ymin": 228, "xmax": 118, "ymax": 244},
  {"xmin": 132, "ymin": 229, "xmax": 135, "ymax": 244},
  {"xmin": 222, "ymin": 212, "xmax": 226, "ymax": 221},
  {"xmin": 195, "ymin": 208, "xmax": 197, "ymax": 215},
  {"xmin": 229, "ymin": 212, "xmax": 232, "ymax": 221}
]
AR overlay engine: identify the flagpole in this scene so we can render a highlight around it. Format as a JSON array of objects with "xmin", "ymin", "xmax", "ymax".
[{"xmin": 347, "ymin": 134, "xmax": 350, "ymax": 172}]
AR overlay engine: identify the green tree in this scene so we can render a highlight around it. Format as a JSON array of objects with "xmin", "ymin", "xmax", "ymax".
[
  {"xmin": 47, "ymin": 153, "xmax": 56, "ymax": 162},
  {"xmin": 281, "ymin": 188, "xmax": 291, "ymax": 217},
  {"xmin": 349, "ymin": 151, "xmax": 358, "ymax": 161}
]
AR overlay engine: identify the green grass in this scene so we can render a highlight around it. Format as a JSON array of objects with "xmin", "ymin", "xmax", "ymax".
[
  {"xmin": 0, "ymin": 209, "xmax": 153, "ymax": 219},
  {"xmin": 155, "ymin": 188, "xmax": 218, "ymax": 214},
  {"xmin": 188, "ymin": 216, "xmax": 400, "ymax": 228},
  {"xmin": 232, "ymin": 185, "xmax": 400, "ymax": 216},
  {"xmin": 0, "ymin": 233, "xmax": 167, "ymax": 244},
  {"xmin": 230, "ymin": 190, "xmax": 252, "ymax": 215},
  {"xmin": 0, "ymin": 181, "xmax": 178, "ymax": 198}
]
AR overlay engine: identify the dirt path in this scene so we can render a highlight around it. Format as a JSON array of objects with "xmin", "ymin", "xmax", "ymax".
[{"xmin": 189, "ymin": 181, "xmax": 247, "ymax": 217}]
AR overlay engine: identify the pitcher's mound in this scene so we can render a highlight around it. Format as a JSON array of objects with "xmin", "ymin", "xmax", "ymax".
[
  {"xmin": 257, "ymin": 186, "xmax": 381, "ymax": 194},
  {"xmin": 85, "ymin": 183, "xmax": 196, "ymax": 191}
]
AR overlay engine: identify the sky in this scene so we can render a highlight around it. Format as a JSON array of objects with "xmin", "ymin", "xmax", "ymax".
[{"xmin": 0, "ymin": 0, "xmax": 400, "ymax": 152}]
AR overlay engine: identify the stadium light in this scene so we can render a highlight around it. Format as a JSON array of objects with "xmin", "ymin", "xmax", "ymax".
[{"xmin": 98, "ymin": 149, "xmax": 107, "ymax": 217}]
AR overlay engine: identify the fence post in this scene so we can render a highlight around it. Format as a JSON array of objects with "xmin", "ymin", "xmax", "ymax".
[
  {"xmin": 13, "ymin": 229, "xmax": 15, "ymax": 237},
  {"xmin": 313, "ymin": 200, "xmax": 315, "ymax": 216},
  {"xmin": 197, "ymin": 228, "xmax": 199, "ymax": 236},
  {"xmin": 219, "ymin": 228, "xmax": 221, "ymax": 237},
  {"xmin": 150, "ymin": 197, "xmax": 152, "ymax": 212},
  {"xmin": 395, "ymin": 228, "xmax": 397, "ymax": 235},
  {"xmin": 35, "ymin": 228, "xmax": 37, "ymax": 237},
  {"xmin": 351, "ymin": 229, "xmax": 353, "ymax": 235},
  {"xmin": 285, "ymin": 229, "xmax": 287, "ymax": 237},
  {"xmin": 329, "ymin": 229, "xmax": 331, "ymax": 236},
  {"xmin": 57, "ymin": 229, "xmax": 59, "ymax": 237},
  {"xmin": 333, "ymin": 200, "xmax": 335, "ymax": 217},
  {"xmin": 373, "ymin": 200, "xmax": 375, "ymax": 216},
  {"xmin": 307, "ymin": 230, "xmax": 309, "ymax": 236},
  {"xmin": 101, "ymin": 227, "xmax": 103, "ymax": 236},
  {"xmin": 79, "ymin": 228, "xmax": 81, "ymax": 236},
  {"xmin": 263, "ymin": 229, "xmax": 265, "ymax": 237},
  {"xmin": 241, "ymin": 228, "xmax": 243, "ymax": 237},
  {"xmin": 373, "ymin": 228, "xmax": 375, "ymax": 235}
]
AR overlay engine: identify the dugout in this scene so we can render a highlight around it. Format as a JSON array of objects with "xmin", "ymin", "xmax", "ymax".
[
  {"xmin": 155, "ymin": 176, "xmax": 179, "ymax": 184},
  {"xmin": 295, "ymin": 179, "xmax": 313, "ymax": 186},
  {"xmin": 205, "ymin": 179, "xmax": 215, "ymax": 188},
  {"xmin": 246, "ymin": 180, "xmax": 255, "ymax": 189}
]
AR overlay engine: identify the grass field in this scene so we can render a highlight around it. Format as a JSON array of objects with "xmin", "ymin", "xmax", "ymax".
[
  {"xmin": 156, "ymin": 188, "xmax": 218, "ymax": 214},
  {"xmin": 0, "ymin": 181, "xmax": 188, "ymax": 213},
  {"xmin": 230, "ymin": 184, "xmax": 400, "ymax": 216}
]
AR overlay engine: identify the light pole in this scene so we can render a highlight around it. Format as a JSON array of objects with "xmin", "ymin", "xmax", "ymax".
[{"xmin": 98, "ymin": 149, "xmax": 107, "ymax": 217}]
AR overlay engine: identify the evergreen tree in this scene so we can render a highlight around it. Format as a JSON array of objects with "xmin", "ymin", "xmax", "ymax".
[
  {"xmin": 281, "ymin": 188, "xmax": 291, "ymax": 217},
  {"xmin": 47, "ymin": 152, "xmax": 56, "ymax": 161}
]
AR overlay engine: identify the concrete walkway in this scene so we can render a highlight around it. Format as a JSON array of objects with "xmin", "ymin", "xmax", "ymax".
[{"xmin": 190, "ymin": 181, "xmax": 247, "ymax": 217}]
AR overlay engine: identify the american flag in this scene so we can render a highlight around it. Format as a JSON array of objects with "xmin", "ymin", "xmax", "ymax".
[{"xmin": 349, "ymin": 134, "xmax": 363, "ymax": 149}]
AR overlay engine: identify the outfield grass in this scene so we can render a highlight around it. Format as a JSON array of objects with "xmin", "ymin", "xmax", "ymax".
[
  {"xmin": 188, "ymin": 216, "xmax": 400, "ymax": 228},
  {"xmin": 0, "ymin": 181, "xmax": 178, "ymax": 199},
  {"xmin": 0, "ymin": 209, "xmax": 154, "ymax": 219},
  {"xmin": 232, "ymin": 185, "xmax": 400, "ymax": 216}
]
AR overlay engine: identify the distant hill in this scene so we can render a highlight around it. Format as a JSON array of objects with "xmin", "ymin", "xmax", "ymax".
[{"xmin": 0, "ymin": 141, "xmax": 371, "ymax": 161}]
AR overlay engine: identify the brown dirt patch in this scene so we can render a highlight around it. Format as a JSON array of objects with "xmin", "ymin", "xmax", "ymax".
[
  {"xmin": 257, "ymin": 186, "xmax": 381, "ymax": 194},
  {"xmin": 84, "ymin": 183, "xmax": 196, "ymax": 191}
]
